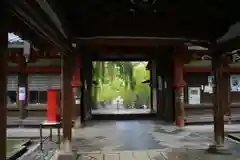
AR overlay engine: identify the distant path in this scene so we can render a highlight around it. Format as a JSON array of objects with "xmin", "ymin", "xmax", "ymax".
[{"xmin": 92, "ymin": 108, "xmax": 151, "ymax": 114}]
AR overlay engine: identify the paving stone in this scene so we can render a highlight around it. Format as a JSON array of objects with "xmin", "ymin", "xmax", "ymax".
[
  {"xmin": 18, "ymin": 137, "xmax": 58, "ymax": 160},
  {"xmin": 79, "ymin": 153, "xmax": 103, "ymax": 160},
  {"xmin": 132, "ymin": 151, "xmax": 152, "ymax": 160},
  {"xmin": 104, "ymin": 153, "xmax": 119, "ymax": 160},
  {"xmin": 119, "ymin": 151, "xmax": 135, "ymax": 160}
]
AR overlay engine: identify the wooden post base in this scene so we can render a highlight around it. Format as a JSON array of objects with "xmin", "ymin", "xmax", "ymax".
[
  {"xmin": 207, "ymin": 144, "xmax": 232, "ymax": 155},
  {"xmin": 175, "ymin": 119, "xmax": 184, "ymax": 127}
]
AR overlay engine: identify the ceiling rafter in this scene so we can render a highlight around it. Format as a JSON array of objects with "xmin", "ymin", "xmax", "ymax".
[
  {"xmin": 56, "ymin": 0, "xmax": 238, "ymax": 42},
  {"xmin": 9, "ymin": 0, "xmax": 71, "ymax": 53}
]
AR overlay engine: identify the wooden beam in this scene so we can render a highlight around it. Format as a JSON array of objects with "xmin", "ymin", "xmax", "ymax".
[
  {"xmin": 7, "ymin": 48, "xmax": 61, "ymax": 63},
  {"xmin": 35, "ymin": 0, "xmax": 68, "ymax": 39},
  {"xmin": 11, "ymin": 1, "xmax": 70, "ymax": 52},
  {"xmin": 77, "ymin": 37, "xmax": 209, "ymax": 47},
  {"xmin": 214, "ymin": 36, "xmax": 240, "ymax": 53},
  {"xmin": 7, "ymin": 66, "xmax": 240, "ymax": 73}
]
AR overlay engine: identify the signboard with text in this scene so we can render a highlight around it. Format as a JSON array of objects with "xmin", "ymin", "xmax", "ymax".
[{"xmin": 18, "ymin": 87, "xmax": 26, "ymax": 101}]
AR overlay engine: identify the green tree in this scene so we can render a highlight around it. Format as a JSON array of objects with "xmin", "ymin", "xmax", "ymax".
[
  {"xmin": 92, "ymin": 61, "xmax": 150, "ymax": 108},
  {"xmin": 92, "ymin": 61, "xmax": 135, "ymax": 101},
  {"xmin": 133, "ymin": 63, "xmax": 150, "ymax": 106}
]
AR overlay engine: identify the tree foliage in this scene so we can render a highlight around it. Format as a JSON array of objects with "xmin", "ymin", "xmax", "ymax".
[{"xmin": 92, "ymin": 61, "xmax": 150, "ymax": 107}]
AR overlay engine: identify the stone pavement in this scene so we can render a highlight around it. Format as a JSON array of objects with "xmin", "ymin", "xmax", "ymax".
[
  {"xmin": 71, "ymin": 120, "xmax": 211, "ymax": 152},
  {"xmin": 70, "ymin": 121, "xmax": 240, "ymax": 159},
  {"xmin": 76, "ymin": 149, "xmax": 240, "ymax": 160},
  {"xmin": 77, "ymin": 150, "xmax": 167, "ymax": 159},
  {"xmin": 8, "ymin": 121, "xmax": 240, "ymax": 159},
  {"xmin": 18, "ymin": 138, "xmax": 58, "ymax": 160},
  {"xmin": 185, "ymin": 124, "xmax": 240, "ymax": 133}
]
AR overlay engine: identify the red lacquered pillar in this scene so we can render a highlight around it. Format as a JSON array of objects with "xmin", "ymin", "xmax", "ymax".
[
  {"xmin": 47, "ymin": 89, "xmax": 57, "ymax": 122},
  {"xmin": 173, "ymin": 55, "xmax": 186, "ymax": 127}
]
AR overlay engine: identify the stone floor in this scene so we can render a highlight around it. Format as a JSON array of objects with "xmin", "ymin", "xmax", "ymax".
[
  {"xmin": 70, "ymin": 120, "xmax": 211, "ymax": 152},
  {"xmin": 77, "ymin": 149, "xmax": 240, "ymax": 160},
  {"xmin": 9, "ymin": 121, "xmax": 240, "ymax": 159}
]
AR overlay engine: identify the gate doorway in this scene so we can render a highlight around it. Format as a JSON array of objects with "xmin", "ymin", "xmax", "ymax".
[{"xmin": 91, "ymin": 61, "xmax": 153, "ymax": 115}]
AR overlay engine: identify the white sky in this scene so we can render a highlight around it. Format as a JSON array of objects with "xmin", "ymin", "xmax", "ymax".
[{"xmin": 8, "ymin": 33, "xmax": 23, "ymax": 43}]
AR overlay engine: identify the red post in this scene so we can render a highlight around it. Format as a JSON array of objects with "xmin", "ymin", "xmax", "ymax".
[
  {"xmin": 47, "ymin": 89, "xmax": 57, "ymax": 122},
  {"xmin": 173, "ymin": 55, "xmax": 186, "ymax": 127}
]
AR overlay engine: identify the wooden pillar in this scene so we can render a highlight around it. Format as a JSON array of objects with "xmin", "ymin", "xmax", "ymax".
[
  {"xmin": 157, "ymin": 75, "xmax": 163, "ymax": 117},
  {"xmin": 61, "ymin": 54, "xmax": 74, "ymax": 152},
  {"xmin": 213, "ymin": 54, "xmax": 225, "ymax": 146},
  {"xmin": 151, "ymin": 60, "xmax": 158, "ymax": 113},
  {"xmin": 85, "ymin": 59, "xmax": 93, "ymax": 120},
  {"xmin": 72, "ymin": 55, "xmax": 81, "ymax": 128},
  {"xmin": 208, "ymin": 53, "xmax": 230, "ymax": 153},
  {"xmin": 18, "ymin": 57, "xmax": 27, "ymax": 119},
  {"xmin": 80, "ymin": 55, "xmax": 86, "ymax": 126},
  {"xmin": 160, "ymin": 56, "xmax": 174, "ymax": 122},
  {"xmin": 0, "ymin": 1, "xmax": 8, "ymax": 159},
  {"xmin": 80, "ymin": 77, "xmax": 85, "ymax": 126},
  {"xmin": 173, "ymin": 55, "xmax": 186, "ymax": 127},
  {"xmin": 222, "ymin": 60, "xmax": 231, "ymax": 122},
  {"xmin": 79, "ymin": 54, "xmax": 92, "ymax": 125},
  {"xmin": 73, "ymin": 87, "xmax": 81, "ymax": 127}
]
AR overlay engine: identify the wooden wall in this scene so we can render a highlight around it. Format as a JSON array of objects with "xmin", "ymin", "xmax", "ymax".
[{"xmin": 184, "ymin": 72, "xmax": 240, "ymax": 123}]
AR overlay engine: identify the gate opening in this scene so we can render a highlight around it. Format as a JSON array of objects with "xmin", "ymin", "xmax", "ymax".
[{"xmin": 92, "ymin": 61, "xmax": 153, "ymax": 115}]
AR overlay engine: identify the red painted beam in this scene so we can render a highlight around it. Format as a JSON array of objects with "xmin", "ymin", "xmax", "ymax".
[
  {"xmin": 7, "ymin": 67, "xmax": 240, "ymax": 73},
  {"xmin": 8, "ymin": 49, "xmax": 60, "ymax": 63}
]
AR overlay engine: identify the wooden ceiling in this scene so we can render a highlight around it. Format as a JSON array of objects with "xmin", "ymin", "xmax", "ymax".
[
  {"xmin": 52, "ymin": 0, "xmax": 239, "ymax": 40},
  {"xmin": 8, "ymin": 0, "xmax": 240, "ymax": 53}
]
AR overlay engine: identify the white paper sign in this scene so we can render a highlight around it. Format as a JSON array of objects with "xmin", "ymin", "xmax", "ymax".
[
  {"xmin": 18, "ymin": 87, "xmax": 26, "ymax": 101},
  {"xmin": 231, "ymin": 75, "xmax": 240, "ymax": 92},
  {"xmin": 75, "ymin": 99, "xmax": 80, "ymax": 104},
  {"xmin": 204, "ymin": 85, "xmax": 213, "ymax": 94},
  {"xmin": 208, "ymin": 76, "xmax": 214, "ymax": 86},
  {"xmin": 188, "ymin": 87, "xmax": 201, "ymax": 104}
]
